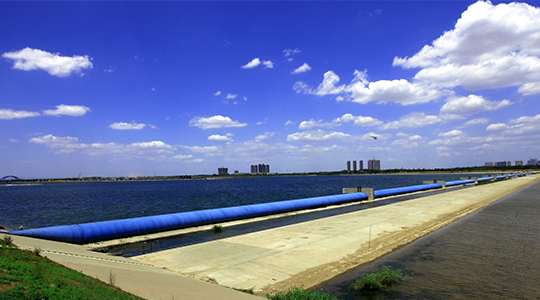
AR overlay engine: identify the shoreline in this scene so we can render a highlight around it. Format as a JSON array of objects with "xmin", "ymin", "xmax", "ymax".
[{"xmin": 131, "ymin": 174, "xmax": 540, "ymax": 295}]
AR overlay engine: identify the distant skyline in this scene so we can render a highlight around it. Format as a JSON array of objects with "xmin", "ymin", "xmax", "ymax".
[{"xmin": 2, "ymin": 1, "xmax": 540, "ymax": 178}]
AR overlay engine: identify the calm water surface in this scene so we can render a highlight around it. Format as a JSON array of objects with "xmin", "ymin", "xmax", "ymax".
[{"xmin": 1, "ymin": 174, "xmax": 483, "ymax": 230}]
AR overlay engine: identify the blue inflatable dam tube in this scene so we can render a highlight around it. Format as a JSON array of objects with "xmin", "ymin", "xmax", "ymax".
[
  {"xmin": 9, "ymin": 191, "xmax": 369, "ymax": 244},
  {"xmin": 373, "ymin": 183, "xmax": 442, "ymax": 199},
  {"xmin": 478, "ymin": 176, "xmax": 494, "ymax": 182},
  {"xmin": 445, "ymin": 179, "xmax": 475, "ymax": 187}
]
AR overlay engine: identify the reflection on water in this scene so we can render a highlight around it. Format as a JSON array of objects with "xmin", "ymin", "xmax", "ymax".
[{"xmin": 318, "ymin": 181, "xmax": 540, "ymax": 300}]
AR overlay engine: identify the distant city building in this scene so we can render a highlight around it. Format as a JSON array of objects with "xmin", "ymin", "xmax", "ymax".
[
  {"xmin": 353, "ymin": 160, "xmax": 357, "ymax": 172},
  {"xmin": 359, "ymin": 160, "xmax": 364, "ymax": 171},
  {"xmin": 252, "ymin": 163, "xmax": 270, "ymax": 174},
  {"xmin": 508, "ymin": 161, "xmax": 511, "ymax": 167},
  {"xmin": 515, "ymin": 161, "xmax": 523, "ymax": 166},
  {"xmin": 485, "ymin": 162, "xmax": 494, "ymax": 167},
  {"xmin": 368, "ymin": 159, "xmax": 381, "ymax": 171},
  {"xmin": 218, "ymin": 167, "xmax": 228, "ymax": 175},
  {"xmin": 495, "ymin": 161, "xmax": 507, "ymax": 167},
  {"xmin": 347, "ymin": 161, "xmax": 351, "ymax": 172},
  {"xmin": 527, "ymin": 158, "xmax": 538, "ymax": 166}
]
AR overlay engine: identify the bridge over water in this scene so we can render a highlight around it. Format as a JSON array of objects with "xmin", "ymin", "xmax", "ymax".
[{"xmin": 0, "ymin": 175, "xmax": 21, "ymax": 181}]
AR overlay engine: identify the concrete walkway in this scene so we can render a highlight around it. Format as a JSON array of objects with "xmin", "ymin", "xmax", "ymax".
[
  {"xmin": 132, "ymin": 174, "xmax": 540, "ymax": 295},
  {"xmin": 3, "ymin": 234, "xmax": 260, "ymax": 300}
]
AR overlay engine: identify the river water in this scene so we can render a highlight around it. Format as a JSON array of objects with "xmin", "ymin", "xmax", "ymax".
[
  {"xmin": 318, "ymin": 180, "xmax": 540, "ymax": 300},
  {"xmin": 0, "ymin": 174, "xmax": 482, "ymax": 230}
]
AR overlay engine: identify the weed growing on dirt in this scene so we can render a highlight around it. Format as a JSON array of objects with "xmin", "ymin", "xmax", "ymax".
[{"xmin": 349, "ymin": 265, "xmax": 402, "ymax": 292}]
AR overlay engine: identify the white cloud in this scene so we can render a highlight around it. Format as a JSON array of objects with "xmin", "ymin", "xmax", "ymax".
[
  {"xmin": 284, "ymin": 120, "xmax": 294, "ymax": 126},
  {"xmin": 393, "ymin": 1, "xmax": 540, "ymax": 92},
  {"xmin": 30, "ymin": 134, "xmax": 176, "ymax": 158},
  {"xmin": 440, "ymin": 95, "xmax": 511, "ymax": 116},
  {"xmin": 226, "ymin": 93, "xmax": 237, "ymax": 99},
  {"xmin": 214, "ymin": 91, "xmax": 222, "ymax": 96},
  {"xmin": 484, "ymin": 114, "xmax": 540, "ymax": 136},
  {"xmin": 287, "ymin": 129, "xmax": 351, "ymax": 143},
  {"xmin": 463, "ymin": 118, "xmax": 489, "ymax": 127},
  {"xmin": 109, "ymin": 122, "xmax": 147, "ymax": 130},
  {"xmin": 333, "ymin": 113, "xmax": 383, "ymax": 127},
  {"xmin": 43, "ymin": 105, "xmax": 90, "ymax": 117},
  {"xmin": 295, "ymin": 70, "xmax": 444, "ymax": 105},
  {"xmin": 518, "ymin": 82, "xmax": 540, "ymax": 96},
  {"xmin": 381, "ymin": 112, "xmax": 442, "ymax": 130},
  {"xmin": 189, "ymin": 115, "xmax": 247, "ymax": 130},
  {"xmin": 242, "ymin": 58, "xmax": 261, "ymax": 69},
  {"xmin": 486, "ymin": 123, "xmax": 509, "ymax": 131},
  {"xmin": 439, "ymin": 129, "xmax": 464, "ymax": 137},
  {"xmin": 0, "ymin": 109, "xmax": 40, "ymax": 120},
  {"xmin": 283, "ymin": 48, "xmax": 301, "ymax": 57},
  {"xmin": 241, "ymin": 58, "xmax": 273, "ymax": 69},
  {"xmin": 254, "ymin": 132, "xmax": 276, "ymax": 141},
  {"xmin": 292, "ymin": 63, "xmax": 311, "ymax": 74},
  {"xmin": 298, "ymin": 113, "xmax": 382, "ymax": 130},
  {"xmin": 2, "ymin": 47, "xmax": 92, "ymax": 77},
  {"xmin": 262, "ymin": 60, "xmax": 274, "ymax": 68},
  {"xmin": 208, "ymin": 134, "xmax": 233, "ymax": 142},
  {"xmin": 173, "ymin": 154, "xmax": 193, "ymax": 160}
]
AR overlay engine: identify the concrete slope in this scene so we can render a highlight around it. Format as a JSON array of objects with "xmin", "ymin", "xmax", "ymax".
[
  {"xmin": 4, "ymin": 234, "xmax": 260, "ymax": 300},
  {"xmin": 132, "ymin": 174, "xmax": 539, "ymax": 296}
]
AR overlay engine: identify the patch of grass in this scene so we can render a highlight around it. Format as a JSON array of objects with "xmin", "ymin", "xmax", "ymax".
[
  {"xmin": 0, "ymin": 243, "xmax": 142, "ymax": 299},
  {"xmin": 211, "ymin": 225, "xmax": 223, "ymax": 234},
  {"xmin": 349, "ymin": 265, "xmax": 402, "ymax": 292},
  {"xmin": 266, "ymin": 287, "xmax": 339, "ymax": 300}
]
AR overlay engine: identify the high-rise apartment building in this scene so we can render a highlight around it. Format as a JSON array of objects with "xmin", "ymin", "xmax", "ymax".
[
  {"xmin": 218, "ymin": 167, "xmax": 228, "ymax": 175},
  {"xmin": 359, "ymin": 160, "xmax": 364, "ymax": 171},
  {"xmin": 353, "ymin": 160, "xmax": 357, "ymax": 172},
  {"xmin": 368, "ymin": 159, "xmax": 381, "ymax": 171},
  {"xmin": 527, "ymin": 158, "xmax": 538, "ymax": 166},
  {"xmin": 347, "ymin": 161, "xmax": 351, "ymax": 172},
  {"xmin": 251, "ymin": 165, "xmax": 258, "ymax": 174},
  {"xmin": 515, "ymin": 161, "xmax": 523, "ymax": 166}
]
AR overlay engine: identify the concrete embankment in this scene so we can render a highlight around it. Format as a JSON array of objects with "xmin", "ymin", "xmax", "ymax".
[{"xmin": 132, "ymin": 174, "xmax": 539, "ymax": 295}]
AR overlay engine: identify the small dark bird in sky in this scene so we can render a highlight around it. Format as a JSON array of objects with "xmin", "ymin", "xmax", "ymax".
[{"xmin": 370, "ymin": 135, "xmax": 377, "ymax": 140}]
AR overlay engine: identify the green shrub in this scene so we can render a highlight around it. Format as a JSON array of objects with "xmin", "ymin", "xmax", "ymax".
[
  {"xmin": 266, "ymin": 287, "xmax": 338, "ymax": 300},
  {"xmin": 211, "ymin": 225, "xmax": 223, "ymax": 234},
  {"xmin": 349, "ymin": 265, "xmax": 402, "ymax": 292},
  {"xmin": 1, "ymin": 235, "xmax": 13, "ymax": 246}
]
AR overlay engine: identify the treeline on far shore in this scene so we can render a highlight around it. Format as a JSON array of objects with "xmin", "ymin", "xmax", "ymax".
[{"xmin": 3, "ymin": 165, "xmax": 538, "ymax": 183}]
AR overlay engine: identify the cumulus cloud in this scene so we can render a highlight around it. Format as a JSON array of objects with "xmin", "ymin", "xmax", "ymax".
[
  {"xmin": 208, "ymin": 134, "xmax": 233, "ymax": 141},
  {"xmin": 43, "ymin": 105, "xmax": 90, "ymax": 117},
  {"xmin": 226, "ymin": 93, "xmax": 237, "ymax": 99},
  {"xmin": 0, "ymin": 109, "xmax": 40, "ymax": 120},
  {"xmin": 30, "ymin": 134, "xmax": 175, "ymax": 157},
  {"xmin": 484, "ymin": 113, "xmax": 540, "ymax": 135},
  {"xmin": 109, "ymin": 122, "xmax": 147, "ymax": 130},
  {"xmin": 440, "ymin": 95, "xmax": 512, "ymax": 116},
  {"xmin": 283, "ymin": 48, "xmax": 301, "ymax": 57},
  {"xmin": 189, "ymin": 115, "xmax": 247, "ymax": 130},
  {"xmin": 518, "ymin": 82, "xmax": 540, "ymax": 96},
  {"xmin": 254, "ymin": 132, "xmax": 276, "ymax": 141},
  {"xmin": 393, "ymin": 1, "xmax": 540, "ymax": 92},
  {"xmin": 295, "ymin": 70, "xmax": 444, "ymax": 105},
  {"xmin": 298, "ymin": 114, "xmax": 382, "ymax": 130},
  {"xmin": 287, "ymin": 129, "xmax": 351, "ymax": 143},
  {"xmin": 292, "ymin": 63, "xmax": 311, "ymax": 74},
  {"xmin": 439, "ymin": 129, "xmax": 464, "ymax": 137},
  {"xmin": 381, "ymin": 112, "xmax": 442, "ymax": 130},
  {"xmin": 462, "ymin": 118, "xmax": 489, "ymax": 127},
  {"xmin": 214, "ymin": 91, "xmax": 222, "ymax": 96},
  {"xmin": 241, "ymin": 58, "xmax": 274, "ymax": 69},
  {"xmin": 2, "ymin": 47, "xmax": 92, "ymax": 77}
]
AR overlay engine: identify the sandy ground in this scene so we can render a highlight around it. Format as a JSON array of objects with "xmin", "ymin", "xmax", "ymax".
[{"xmin": 132, "ymin": 174, "xmax": 540, "ymax": 296}]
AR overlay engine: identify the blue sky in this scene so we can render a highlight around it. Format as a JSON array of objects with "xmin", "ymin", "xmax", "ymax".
[{"xmin": 2, "ymin": 1, "xmax": 540, "ymax": 178}]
